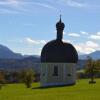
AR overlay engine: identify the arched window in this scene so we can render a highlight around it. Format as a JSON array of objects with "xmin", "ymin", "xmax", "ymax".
[{"xmin": 53, "ymin": 66, "xmax": 58, "ymax": 76}]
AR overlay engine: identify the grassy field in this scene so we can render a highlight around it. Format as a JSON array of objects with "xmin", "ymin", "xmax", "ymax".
[{"xmin": 0, "ymin": 79, "xmax": 100, "ymax": 100}]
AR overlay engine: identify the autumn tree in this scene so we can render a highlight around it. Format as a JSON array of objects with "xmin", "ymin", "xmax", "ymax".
[{"xmin": 85, "ymin": 56, "xmax": 99, "ymax": 83}]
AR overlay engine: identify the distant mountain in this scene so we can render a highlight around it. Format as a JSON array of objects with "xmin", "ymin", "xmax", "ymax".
[
  {"xmin": 0, "ymin": 43, "xmax": 100, "ymax": 60},
  {"xmin": 1, "ymin": 44, "xmax": 100, "ymax": 72},
  {"xmin": 22, "ymin": 56, "xmax": 40, "ymax": 62},
  {"xmin": 0, "ymin": 44, "xmax": 40, "ymax": 72},
  {"xmin": 0, "ymin": 44, "xmax": 40, "ymax": 60},
  {"xmin": 23, "ymin": 55, "xmax": 40, "ymax": 58},
  {"xmin": 79, "ymin": 51, "xmax": 100, "ymax": 60},
  {"xmin": 0, "ymin": 44, "xmax": 23, "ymax": 59},
  {"xmin": 0, "ymin": 58, "xmax": 40, "ymax": 73}
]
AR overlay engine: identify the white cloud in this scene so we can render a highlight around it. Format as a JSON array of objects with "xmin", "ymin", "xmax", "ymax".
[
  {"xmin": 63, "ymin": 39, "xmax": 71, "ymax": 43},
  {"xmin": 66, "ymin": 0, "xmax": 86, "ymax": 8},
  {"xmin": 0, "ymin": 0, "xmax": 56, "ymax": 14},
  {"xmin": 75, "ymin": 45, "xmax": 95, "ymax": 54},
  {"xmin": 89, "ymin": 35, "xmax": 100, "ymax": 40},
  {"xmin": 60, "ymin": 0, "xmax": 100, "ymax": 10},
  {"xmin": 25, "ymin": 37, "xmax": 47, "ymax": 45},
  {"xmin": 32, "ymin": 2, "xmax": 56, "ymax": 10},
  {"xmin": 75, "ymin": 41, "xmax": 100, "ymax": 54},
  {"xmin": 97, "ymin": 32, "xmax": 100, "ymax": 35},
  {"xmin": 86, "ymin": 41, "xmax": 99, "ymax": 48},
  {"xmin": 68, "ymin": 33, "xmax": 80, "ymax": 37},
  {"xmin": 0, "ymin": 8, "xmax": 19, "ymax": 14},
  {"xmin": 24, "ymin": 38, "xmax": 47, "ymax": 55},
  {"xmin": 0, "ymin": 0, "xmax": 19, "ymax": 6},
  {"xmin": 63, "ymin": 31, "xmax": 66, "ymax": 35},
  {"xmin": 61, "ymin": 0, "xmax": 87, "ymax": 8},
  {"xmin": 7, "ymin": 0, "xmax": 19, "ymax": 5},
  {"xmin": 80, "ymin": 31, "xmax": 89, "ymax": 35}
]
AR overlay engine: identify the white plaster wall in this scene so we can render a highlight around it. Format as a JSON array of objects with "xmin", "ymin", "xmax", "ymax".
[{"xmin": 40, "ymin": 63, "xmax": 76, "ymax": 87}]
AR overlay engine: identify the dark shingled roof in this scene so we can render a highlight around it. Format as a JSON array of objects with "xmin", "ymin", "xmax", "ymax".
[
  {"xmin": 41, "ymin": 16, "xmax": 78, "ymax": 63},
  {"xmin": 41, "ymin": 40, "xmax": 78, "ymax": 63}
]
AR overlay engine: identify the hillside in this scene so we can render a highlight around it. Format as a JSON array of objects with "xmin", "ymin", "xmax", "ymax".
[
  {"xmin": 0, "ymin": 57, "xmax": 40, "ymax": 73},
  {"xmin": 0, "ymin": 44, "xmax": 23, "ymax": 59},
  {"xmin": 79, "ymin": 51, "xmax": 100, "ymax": 60}
]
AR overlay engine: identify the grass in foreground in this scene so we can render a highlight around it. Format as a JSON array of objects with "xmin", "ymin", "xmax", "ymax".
[{"xmin": 0, "ymin": 79, "xmax": 100, "ymax": 100}]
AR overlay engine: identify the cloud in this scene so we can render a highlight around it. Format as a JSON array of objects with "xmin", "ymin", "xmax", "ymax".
[
  {"xmin": 86, "ymin": 41, "xmax": 99, "ymax": 48},
  {"xmin": 24, "ymin": 37, "xmax": 47, "ymax": 55},
  {"xmin": 0, "ymin": 9, "xmax": 18, "ymax": 14},
  {"xmin": 75, "ymin": 41, "xmax": 100, "ymax": 54},
  {"xmin": 66, "ymin": 0, "xmax": 86, "ymax": 8},
  {"xmin": 0, "ymin": 0, "xmax": 19, "ymax": 6},
  {"xmin": 60, "ymin": 0, "xmax": 100, "ymax": 10},
  {"xmin": 32, "ymin": 2, "xmax": 56, "ymax": 10},
  {"xmin": 63, "ymin": 39, "xmax": 71, "ymax": 43},
  {"xmin": 63, "ymin": 31, "xmax": 66, "ymax": 35},
  {"xmin": 60, "ymin": 0, "xmax": 87, "ymax": 8},
  {"xmin": 97, "ymin": 32, "xmax": 100, "ymax": 35},
  {"xmin": 68, "ymin": 32, "xmax": 80, "ymax": 37},
  {"xmin": 80, "ymin": 31, "xmax": 89, "ymax": 35},
  {"xmin": 75, "ymin": 45, "xmax": 95, "ymax": 54},
  {"xmin": 0, "ymin": 0, "xmax": 22, "ymax": 14},
  {"xmin": 7, "ymin": 0, "xmax": 19, "ymax": 5},
  {"xmin": 88, "ymin": 31, "xmax": 100, "ymax": 40},
  {"xmin": 25, "ymin": 37, "xmax": 47, "ymax": 45},
  {"xmin": 89, "ymin": 35, "xmax": 100, "ymax": 40},
  {"xmin": 0, "ymin": 0, "xmax": 56, "ymax": 14}
]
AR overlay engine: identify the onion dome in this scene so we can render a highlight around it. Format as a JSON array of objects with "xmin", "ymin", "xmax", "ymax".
[{"xmin": 41, "ymin": 15, "xmax": 78, "ymax": 63}]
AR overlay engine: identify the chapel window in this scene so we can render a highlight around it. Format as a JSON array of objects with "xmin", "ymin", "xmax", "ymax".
[{"xmin": 53, "ymin": 66, "xmax": 58, "ymax": 76}]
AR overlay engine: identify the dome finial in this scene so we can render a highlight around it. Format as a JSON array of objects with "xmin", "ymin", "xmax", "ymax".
[
  {"xmin": 60, "ymin": 14, "xmax": 61, "ymax": 22},
  {"xmin": 56, "ymin": 14, "xmax": 65, "ymax": 30},
  {"xmin": 59, "ymin": 10, "xmax": 62, "ymax": 22},
  {"xmin": 56, "ymin": 14, "xmax": 65, "ymax": 41}
]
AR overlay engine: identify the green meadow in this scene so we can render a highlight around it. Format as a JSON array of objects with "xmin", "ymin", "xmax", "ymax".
[{"xmin": 0, "ymin": 79, "xmax": 100, "ymax": 100}]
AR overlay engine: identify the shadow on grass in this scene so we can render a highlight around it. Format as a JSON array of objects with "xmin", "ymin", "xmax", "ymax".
[{"xmin": 32, "ymin": 83, "xmax": 75, "ymax": 90}]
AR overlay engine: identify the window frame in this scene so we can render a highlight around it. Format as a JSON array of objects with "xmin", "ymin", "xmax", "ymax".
[{"xmin": 53, "ymin": 65, "xmax": 58, "ymax": 76}]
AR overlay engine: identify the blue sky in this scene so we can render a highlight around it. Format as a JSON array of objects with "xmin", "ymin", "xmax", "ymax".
[{"xmin": 0, "ymin": 0, "xmax": 100, "ymax": 55}]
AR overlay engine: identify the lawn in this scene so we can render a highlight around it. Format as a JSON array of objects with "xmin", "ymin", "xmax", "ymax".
[{"xmin": 0, "ymin": 79, "xmax": 100, "ymax": 100}]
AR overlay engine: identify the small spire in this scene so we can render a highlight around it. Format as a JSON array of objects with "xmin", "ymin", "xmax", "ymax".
[
  {"xmin": 60, "ymin": 14, "xmax": 61, "ymax": 22},
  {"xmin": 56, "ymin": 14, "xmax": 65, "ymax": 30},
  {"xmin": 56, "ymin": 14, "xmax": 65, "ymax": 41}
]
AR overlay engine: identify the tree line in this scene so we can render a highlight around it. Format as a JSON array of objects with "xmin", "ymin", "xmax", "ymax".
[
  {"xmin": 0, "ymin": 69, "xmax": 40, "ymax": 89},
  {"xmin": 0, "ymin": 57, "xmax": 100, "ymax": 89}
]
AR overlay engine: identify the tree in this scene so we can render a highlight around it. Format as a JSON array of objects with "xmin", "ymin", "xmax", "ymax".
[
  {"xmin": 85, "ymin": 56, "xmax": 98, "ymax": 83},
  {"xmin": 0, "ymin": 70, "xmax": 5, "ymax": 89},
  {"xmin": 20, "ymin": 69, "xmax": 35, "ymax": 88},
  {"xmin": 95, "ymin": 60, "xmax": 100, "ymax": 72}
]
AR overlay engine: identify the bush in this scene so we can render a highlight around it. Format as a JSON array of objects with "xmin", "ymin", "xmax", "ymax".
[{"xmin": 20, "ymin": 69, "xmax": 35, "ymax": 88}]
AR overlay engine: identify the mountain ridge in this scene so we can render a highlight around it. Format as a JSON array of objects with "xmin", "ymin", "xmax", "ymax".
[
  {"xmin": 0, "ymin": 44, "xmax": 100, "ymax": 60},
  {"xmin": 79, "ymin": 51, "xmax": 100, "ymax": 60},
  {"xmin": 0, "ymin": 44, "xmax": 23, "ymax": 59}
]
